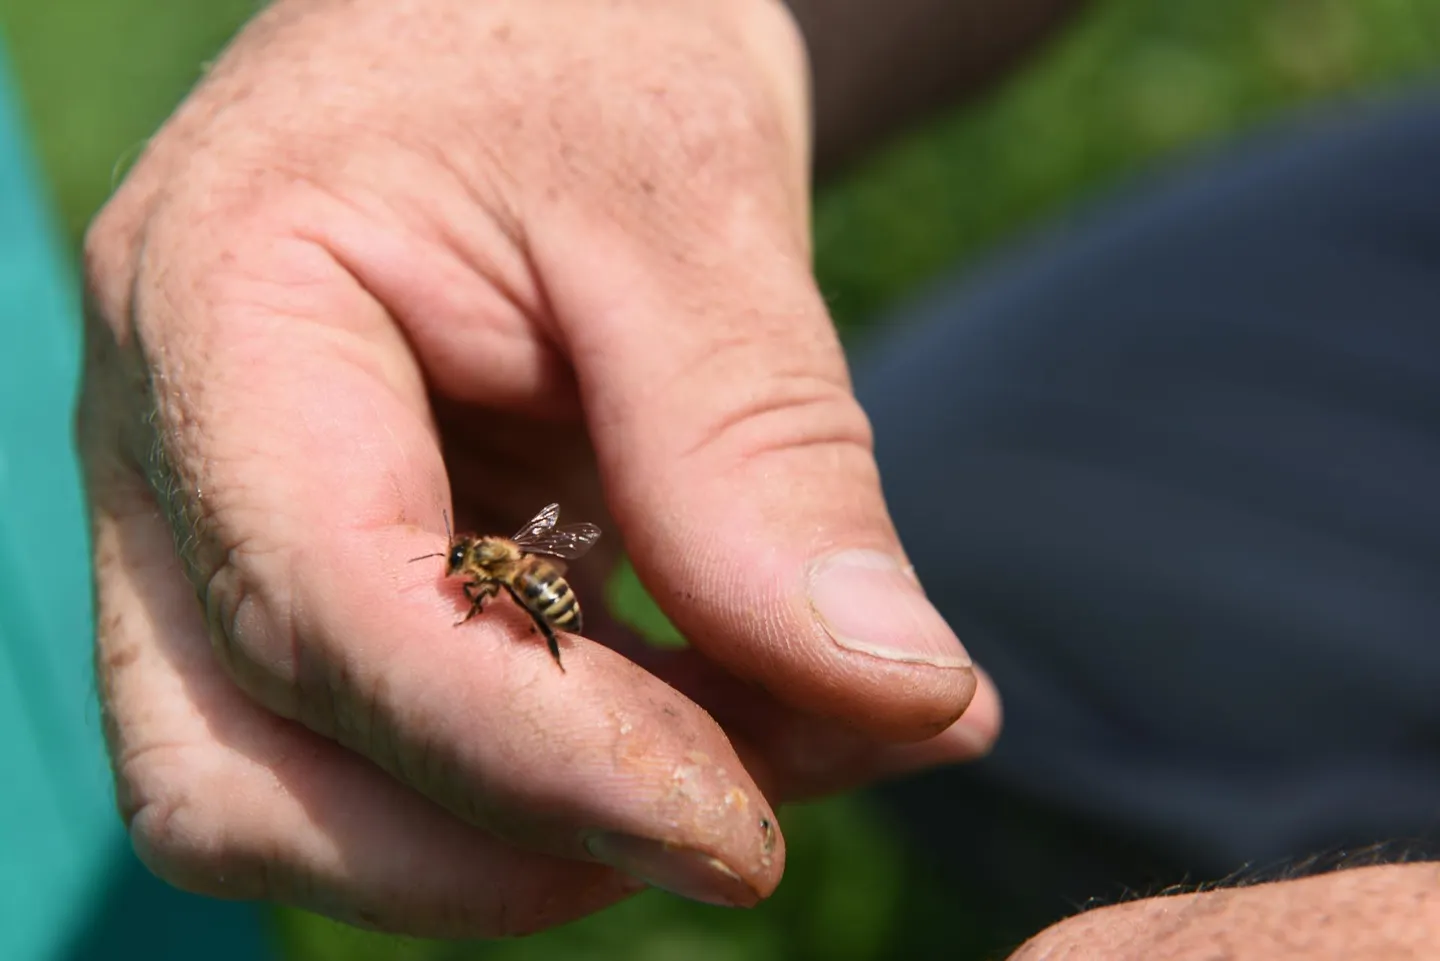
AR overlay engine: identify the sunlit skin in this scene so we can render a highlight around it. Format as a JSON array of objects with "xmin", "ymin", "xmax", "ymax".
[
  {"xmin": 78, "ymin": 0, "xmax": 1438, "ymax": 953},
  {"xmin": 80, "ymin": 0, "xmax": 998, "ymax": 938}
]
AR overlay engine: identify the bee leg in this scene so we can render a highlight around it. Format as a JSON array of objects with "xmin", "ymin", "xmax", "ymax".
[
  {"xmin": 503, "ymin": 584, "xmax": 565, "ymax": 672},
  {"xmin": 456, "ymin": 581, "xmax": 499, "ymax": 627},
  {"xmin": 538, "ymin": 619, "xmax": 564, "ymax": 671}
]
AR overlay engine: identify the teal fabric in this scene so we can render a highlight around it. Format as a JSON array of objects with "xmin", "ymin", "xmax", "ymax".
[{"xmin": 0, "ymin": 33, "xmax": 273, "ymax": 961}]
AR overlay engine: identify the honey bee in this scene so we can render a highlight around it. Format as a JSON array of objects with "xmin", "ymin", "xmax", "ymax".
[{"xmin": 411, "ymin": 503, "xmax": 602, "ymax": 671}]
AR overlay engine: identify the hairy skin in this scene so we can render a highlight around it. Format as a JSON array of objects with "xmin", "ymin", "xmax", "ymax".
[
  {"xmin": 1009, "ymin": 864, "xmax": 1440, "ymax": 960},
  {"xmin": 80, "ymin": 0, "xmax": 1001, "ymax": 938}
]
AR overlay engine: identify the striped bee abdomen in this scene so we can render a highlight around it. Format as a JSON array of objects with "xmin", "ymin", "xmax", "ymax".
[{"xmin": 518, "ymin": 562, "xmax": 582, "ymax": 633}]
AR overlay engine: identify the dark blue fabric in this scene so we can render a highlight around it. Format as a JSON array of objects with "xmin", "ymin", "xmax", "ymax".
[{"xmin": 855, "ymin": 88, "xmax": 1440, "ymax": 929}]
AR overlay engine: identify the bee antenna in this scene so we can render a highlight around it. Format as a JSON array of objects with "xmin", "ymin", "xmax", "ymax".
[{"xmin": 411, "ymin": 508, "xmax": 454, "ymax": 564}]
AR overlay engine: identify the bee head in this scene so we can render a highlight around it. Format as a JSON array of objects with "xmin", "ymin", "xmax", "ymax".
[{"xmin": 445, "ymin": 542, "xmax": 470, "ymax": 575}]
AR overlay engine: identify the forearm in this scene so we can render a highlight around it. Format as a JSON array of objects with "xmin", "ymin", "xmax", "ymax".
[
  {"xmin": 784, "ymin": 0, "xmax": 1090, "ymax": 178},
  {"xmin": 1011, "ymin": 863, "xmax": 1440, "ymax": 960}
]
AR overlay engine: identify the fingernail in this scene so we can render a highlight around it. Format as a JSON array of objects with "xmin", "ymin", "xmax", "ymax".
[
  {"xmin": 584, "ymin": 833, "xmax": 760, "ymax": 908},
  {"xmin": 807, "ymin": 550, "xmax": 972, "ymax": 669}
]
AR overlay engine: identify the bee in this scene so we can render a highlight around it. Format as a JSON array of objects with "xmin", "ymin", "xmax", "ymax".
[{"xmin": 411, "ymin": 503, "xmax": 602, "ymax": 671}]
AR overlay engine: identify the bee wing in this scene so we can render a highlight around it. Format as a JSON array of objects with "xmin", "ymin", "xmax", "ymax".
[
  {"xmin": 516, "ymin": 522, "xmax": 603, "ymax": 561},
  {"xmin": 511, "ymin": 503, "xmax": 561, "ymax": 543}
]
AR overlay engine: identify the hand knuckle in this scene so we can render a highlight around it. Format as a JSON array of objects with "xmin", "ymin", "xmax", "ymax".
[
  {"xmin": 686, "ymin": 365, "xmax": 874, "ymax": 469},
  {"xmin": 122, "ymin": 748, "xmax": 264, "ymax": 899},
  {"xmin": 82, "ymin": 203, "xmax": 144, "ymax": 341},
  {"xmin": 201, "ymin": 539, "xmax": 307, "ymax": 722}
]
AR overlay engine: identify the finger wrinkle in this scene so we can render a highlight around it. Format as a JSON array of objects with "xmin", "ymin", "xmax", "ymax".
[
  {"xmin": 201, "ymin": 550, "xmax": 250, "ymax": 684},
  {"xmin": 678, "ymin": 373, "xmax": 873, "ymax": 467},
  {"xmin": 200, "ymin": 540, "xmax": 305, "ymax": 721},
  {"xmin": 312, "ymin": 123, "xmax": 531, "ymax": 303},
  {"xmin": 113, "ymin": 739, "xmax": 213, "ymax": 823},
  {"xmin": 322, "ymin": 620, "xmax": 482, "ymax": 825},
  {"xmin": 353, "ymin": 664, "xmax": 408, "ymax": 781},
  {"xmin": 126, "ymin": 762, "xmax": 272, "ymax": 901}
]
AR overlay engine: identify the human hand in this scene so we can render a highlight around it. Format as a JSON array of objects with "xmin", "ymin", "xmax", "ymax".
[{"xmin": 80, "ymin": 0, "xmax": 1000, "ymax": 937}]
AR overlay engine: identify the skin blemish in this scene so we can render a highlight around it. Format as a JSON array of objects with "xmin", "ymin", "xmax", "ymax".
[
  {"xmin": 669, "ymin": 763, "xmax": 703, "ymax": 804},
  {"xmin": 608, "ymin": 702, "xmax": 659, "ymax": 762},
  {"xmin": 664, "ymin": 751, "xmax": 724, "ymax": 810}
]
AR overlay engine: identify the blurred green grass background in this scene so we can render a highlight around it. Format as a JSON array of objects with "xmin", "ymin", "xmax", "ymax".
[{"xmin": 3, "ymin": 0, "xmax": 1439, "ymax": 958}]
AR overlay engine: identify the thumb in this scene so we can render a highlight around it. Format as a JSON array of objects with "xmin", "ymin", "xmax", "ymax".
[{"xmin": 533, "ymin": 198, "xmax": 978, "ymax": 743}]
